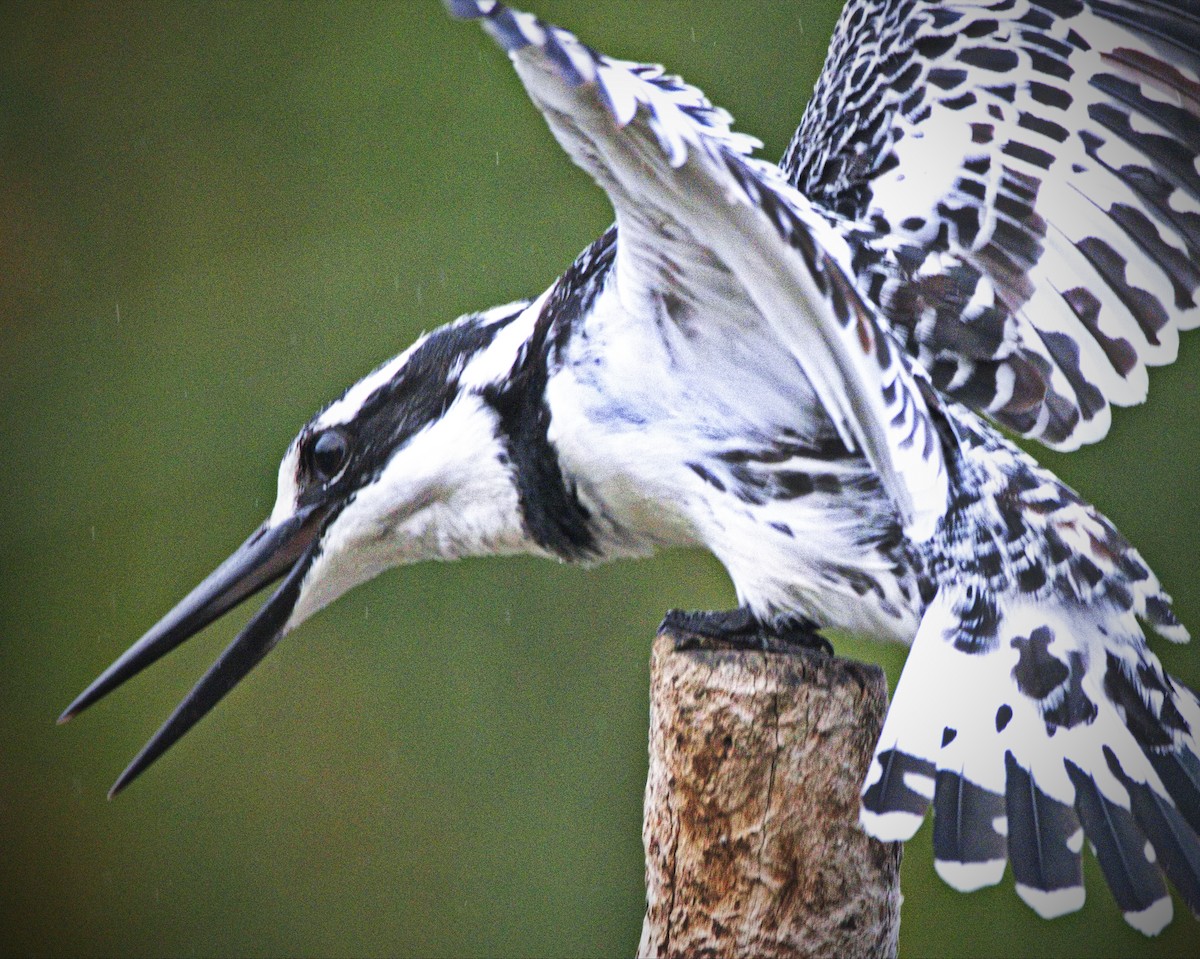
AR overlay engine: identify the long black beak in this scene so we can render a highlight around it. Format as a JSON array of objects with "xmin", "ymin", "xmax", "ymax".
[{"xmin": 59, "ymin": 502, "xmax": 331, "ymax": 798}]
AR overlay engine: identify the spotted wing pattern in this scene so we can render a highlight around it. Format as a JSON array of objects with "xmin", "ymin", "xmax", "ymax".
[
  {"xmin": 784, "ymin": 0, "xmax": 1200, "ymax": 449},
  {"xmin": 448, "ymin": 0, "xmax": 949, "ymax": 539},
  {"xmin": 864, "ymin": 404, "xmax": 1199, "ymax": 932}
]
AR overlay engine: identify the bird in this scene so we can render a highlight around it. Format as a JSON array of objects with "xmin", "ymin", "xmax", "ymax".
[{"xmin": 60, "ymin": 0, "xmax": 1200, "ymax": 935}]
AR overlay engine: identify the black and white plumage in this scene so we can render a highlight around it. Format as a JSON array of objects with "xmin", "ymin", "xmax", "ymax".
[
  {"xmin": 60, "ymin": 0, "xmax": 1199, "ymax": 936},
  {"xmin": 784, "ymin": 0, "xmax": 1200, "ymax": 451}
]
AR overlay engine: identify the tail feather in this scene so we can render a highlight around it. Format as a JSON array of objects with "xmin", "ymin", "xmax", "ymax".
[
  {"xmin": 1148, "ymin": 684, "xmax": 1200, "ymax": 835},
  {"xmin": 1109, "ymin": 748, "xmax": 1200, "ymax": 918},
  {"xmin": 1067, "ymin": 759, "xmax": 1173, "ymax": 933},
  {"xmin": 1006, "ymin": 752, "xmax": 1086, "ymax": 919},
  {"xmin": 1149, "ymin": 749, "xmax": 1200, "ymax": 836},
  {"xmin": 931, "ymin": 768, "xmax": 1007, "ymax": 891},
  {"xmin": 861, "ymin": 592, "xmax": 951, "ymax": 840},
  {"xmin": 861, "ymin": 590, "xmax": 1200, "ymax": 933},
  {"xmin": 932, "ymin": 647, "xmax": 1010, "ymax": 891}
]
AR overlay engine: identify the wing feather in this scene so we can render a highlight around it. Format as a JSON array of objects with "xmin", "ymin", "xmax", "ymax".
[
  {"xmin": 451, "ymin": 0, "xmax": 950, "ymax": 537},
  {"xmin": 784, "ymin": 0, "xmax": 1200, "ymax": 450}
]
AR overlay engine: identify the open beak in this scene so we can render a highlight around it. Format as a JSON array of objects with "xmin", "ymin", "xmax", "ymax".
[{"xmin": 59, "ymin": 502, "xmax": 332, "ymax": 798}]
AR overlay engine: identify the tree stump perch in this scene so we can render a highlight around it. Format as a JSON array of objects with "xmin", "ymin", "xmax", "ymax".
[{"xmin": 639, "ymin": 629, "xmax": 902, "ymax": 959}]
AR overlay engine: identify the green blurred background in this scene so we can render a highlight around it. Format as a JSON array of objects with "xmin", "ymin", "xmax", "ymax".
[{"xmin": 2, "ymin": 2, "xmax": 1197, "ymax": 956}]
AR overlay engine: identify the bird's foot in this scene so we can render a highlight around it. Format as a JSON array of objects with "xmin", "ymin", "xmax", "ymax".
[{"xmin": 661, "ymin": 606, "xmax": 832, "ymax": 655}]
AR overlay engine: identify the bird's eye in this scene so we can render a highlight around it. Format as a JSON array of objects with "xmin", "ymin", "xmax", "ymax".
[{"xmin": 308, "ymin": 429, "xmax": 351, "ymax": 482}]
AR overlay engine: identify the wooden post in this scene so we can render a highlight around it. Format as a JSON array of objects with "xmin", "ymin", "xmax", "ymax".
[{"xmin": 639, "ymin": 629, "xmax": 901, "ymax": 959}]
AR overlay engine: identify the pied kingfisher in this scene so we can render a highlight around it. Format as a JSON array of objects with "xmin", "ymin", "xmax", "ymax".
[{"xmin": 61, "ymin": 0, "xmax": 1200, "ymax": 935}]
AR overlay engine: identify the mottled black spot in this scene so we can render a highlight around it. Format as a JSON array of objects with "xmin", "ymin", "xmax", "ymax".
[
  {"xmin": 929, "ymin": 67, "xmax": 968, "ymax": 90},
  {"xmin": 1002, "ymin": 508, "xmax": 1027, "ymax": 543},
  {"xmin": 687, "ymin": 462, "xmax": 726, "ymax": 493},
  {"xmin": 1029, "ymin": 80, "xmax": 1071, "ymax": 110},
  {"xmin": 942, "ymin": 91, "xmax": 978, "ymax": 111},
  {"xmin": 1029, "ymin": 0, "xmax": 1083, "ymax": 18},
  {"xmin": 1002, "ymin": 166, "xmax": 1040, "ymax": 201},
  {"xmin": 1071, "ymin": 554, "xmax": 1104, "ymax": 589},
  {"xmin": 729, "ymin": 470, "xmax": 768, "ymax": 506},
  {"xmin": 1104, "ymin": 653, "xmax": 1173, "ymax": 748},
  {"xmin": 1019, "ymin": 111, "xmax": 1069, "ymax": 143},
  {"xmin": 959, "ymin": 45, "xmax": 1019, "ymax": 73},
  {"xmin": 1046, "ymin": 653, "xmax": 1098, "ymax": 729},
  {"xmin": 978, "ymin": 548, "xmax": 1004, "ymax": 579},
  {"xmin": 1064, "ymin": 26, "xmax": 1090, "ymax": 50},
  {"xmin": 1025, "ymin": 29, "xmax": 1073, "ymax": 60},
  {"xmin": 1106, "ymin": 579, "xmax": 1134, "ymax": 612},
  {"xmin": 843, "ymin": 568, "xmax": 881, "ymax": 598},
  {"xmin": 1144, "ymin": 595, "xmax": 1179, "ymax": 630},
  {"xmin": 996, "ymin": 185, "xmax": 1042, "ymax": 222},
  {"xmin": 1003, "ymin": 139, "xmax": 1056, "ymax": 169},
  {"xmin": 964, "ymin": 18, "xmax": 999, "ymax": 37},
  {"xmin": 952, "ymin": 587, "xmax": 1001, "ymax": 652},
  {"xmin": 938, "ymin": 201, "xmax": 981, "ymax": 245},
  {"xmin": 1137, "ymin": 663, "xmax": 1170, "ymax": 694},
  {"xmin": 964, "ymin": 155, "xmax": 991, "ymax": 176},
  {"xmin": 1018, "ymin": 4, "xmax": 1054, "ymax": 29},
  {"xmin": 1043, "ymin": 527, "xmax": 1072, "ymax": 564},
  {"xmin": 776, "ymin": 471, "xmax": 814, "ymax": 497},
  {"xmin": 1028, "ymin": 49, "xmax": 1073, "ymax": 81},
  {"xmin": 1017, "ymin": 563, "xmax": 1048, "ymax": 593},
  {"xmin": 957, "ymin": 177, "xmax": 987, "ymax": 201},
  {"xmin": 1010, "ymin": 470, "xmax": 1043, "ymax": 493},
  {"xmin": 987, "ymin": 82, "xmax": 1017, "ymax": 103},
  {"xmin": 889, "ymin": 61, "xmax": 924, "ymax": 96},
  {"xmin": 769, "ymin": 521, "xmax": 793, "ymax": 538},
  {"xmin": 929, "ymin": 6, "xmax": 963, "ymax": 28},
  {"xmin": 996, "ymin": 704, "xmax": 1014, "ymax": 732},
  {"xmin": 942, "ymin": 726, "xmax": 958, "ymax": 747},
  {"xmin": 916, "ymin": 34, "xmax": 957, "ymax": 59}
]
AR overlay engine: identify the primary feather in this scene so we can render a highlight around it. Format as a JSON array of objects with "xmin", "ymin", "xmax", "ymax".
[{"xmin": 784, "ymin": 0, "xmax": 1200, "ymax": 449}]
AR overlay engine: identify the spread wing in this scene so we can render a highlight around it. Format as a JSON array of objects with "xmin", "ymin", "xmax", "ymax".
[
  {"xmin": 783, "ymin": 0, "xmax": 1200, "ymax": 449},
  {"xmin": 449, "ymin": 0, "xmax": 949, "ymax": 539}
]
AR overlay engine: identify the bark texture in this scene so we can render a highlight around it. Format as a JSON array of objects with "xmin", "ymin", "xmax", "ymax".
[{"xmin": 638, "ymin": 629, "xmax": 901, "ymax": 959}]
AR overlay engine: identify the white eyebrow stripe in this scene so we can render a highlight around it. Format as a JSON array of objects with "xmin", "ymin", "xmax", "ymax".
[{"xmin": 317, "ymin": 336, "xmax": 430, "ymax": 430}]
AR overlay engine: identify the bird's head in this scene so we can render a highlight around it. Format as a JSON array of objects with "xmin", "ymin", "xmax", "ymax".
[{"xmin": 60, "ymin": 298, "xmax": 545, "ymax": 796}]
